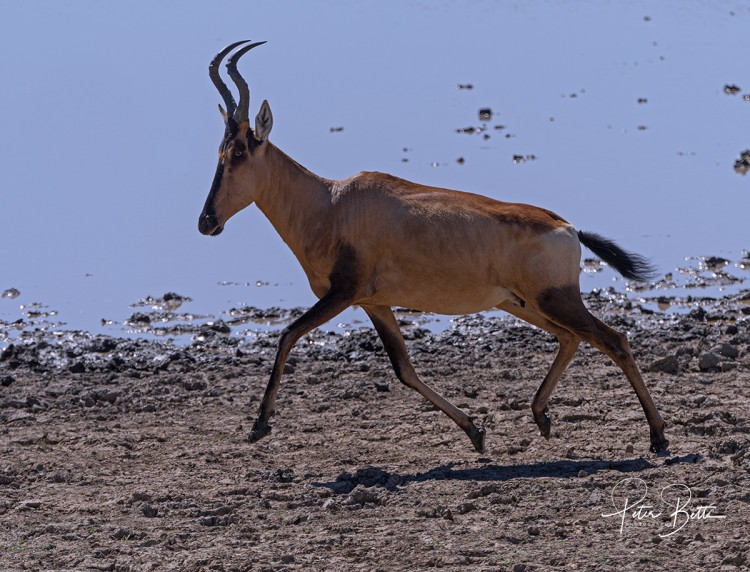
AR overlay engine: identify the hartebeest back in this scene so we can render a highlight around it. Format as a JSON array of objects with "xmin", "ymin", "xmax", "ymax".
[{"xmin": 198, "ymin": 41, "xmax": 669, "ymax": 455}]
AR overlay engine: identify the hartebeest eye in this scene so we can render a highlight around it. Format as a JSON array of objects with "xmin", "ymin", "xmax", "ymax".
[{"xmin": 232, "ymin": 140, "xmax": 246, "ymax": 159}]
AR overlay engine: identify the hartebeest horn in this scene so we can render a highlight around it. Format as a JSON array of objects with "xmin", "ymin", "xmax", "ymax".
[
  {"xmin": 209, "ymin": 40, "xmax": 251, "ymax": 120},
  {"xmin": 226, "ymin": 41, "xmax": 267, "ymax": 125}
]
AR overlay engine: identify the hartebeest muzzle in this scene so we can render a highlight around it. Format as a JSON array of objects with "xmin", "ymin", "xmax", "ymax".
[
  {"xmin": 198, "ymin": 162, "xmax": 226, "ymax": 236},
  {"xmin": 198, "ymin": 212, "xmax": 223, "ymax": 236}
]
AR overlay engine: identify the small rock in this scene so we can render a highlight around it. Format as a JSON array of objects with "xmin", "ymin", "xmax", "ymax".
[
  {"xmin": 456, "ymin": 502, "xmax": 477, "ymax": 514},
  {"xmin": 735, "ymin": 149, "xmax": 750, "ymax": 175},
  {"xmin": 648, "ymin": 354, "xmax": 679, "ymax": 374},
  {"xmin": 625, "ymin": 444, "xmax": 634, "ymax": 454},
  {"xmin": 322, "ymin": 498, "xmax": 340, "ymax": 512},
  {"xmin": 112, "ymin": 528, "xmax": 133, "ymax": 540},
  {"xmin": 343, "ymin": 485, "xmax": 384, "ymax": 507},
  {"xmin": 528, "ymin": 526, "xmax": 540, "ymax": 536},
  {"xmin": 698, "ymin": 352, "xmax": 720, "ymax": 372},
  {"xmin": 96, "ymin": 390, "xmax": 119, "ymax": 404},
  {"xmin": 1, "ymin": 375, "xmax": 15, "ymax": 387},
  {"xmin": 724, "ymin": 84, "xmax": 741, "ymax": 95},
  {"xmin": 69, "ymin": 361, "xmax": 86, "ymax": 374},
  {"xmin": 182, "ymin": 379, "xmax": 206, "ymax": 391},
  {"xmin": 139, "ymin": 503, "xmax": 158, "ymax": 518},
  {"xmin": 20, "ymin": 499, "xmax": 42, "ymax": 509},
  {"xmin": 1, "ymin": 288, "xmax": 21, "ymax": 299},
  {"xmin": 128, "ymin": 313, "xmax": 151, "ymax": 325},
  {"xmin": 513, "ymin": 564, "xmax": 528, "ymax": 572},
  {"xmin": 578, "ymin": 470, "xmax": 588, "ymax": 478},
  {"xmin": 692, "ymin": 394, "xmax": 706, "ymax": 406},
  {"xmin": 467, "ymin": 484, "xmax": 499, "ymax": 499},
  {"xmin": 463, "ymin": 386, "xmax": 479, "ymax": 398},
  {"xmin": 717, "ymin": 343, "xmax": 739, "ymax": 359},
  {"xmin": 130, "ymin": 492, "xmax": 152, "ymax": 504}
]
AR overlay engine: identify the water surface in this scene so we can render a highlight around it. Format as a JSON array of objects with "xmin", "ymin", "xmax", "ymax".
[{"xmin": 1, "ymin": 1, "xmax": 748, "ymax": 342}]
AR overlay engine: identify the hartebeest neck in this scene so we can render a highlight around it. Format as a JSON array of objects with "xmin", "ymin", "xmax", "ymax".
[{"xmin": 253, "ymin": 142, "xmax": 334, "ymax": 265}]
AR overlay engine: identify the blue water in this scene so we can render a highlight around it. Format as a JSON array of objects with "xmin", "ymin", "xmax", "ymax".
[{"xmin": 1, "ymin": 1, "xmax": 748, "ymax": 343}]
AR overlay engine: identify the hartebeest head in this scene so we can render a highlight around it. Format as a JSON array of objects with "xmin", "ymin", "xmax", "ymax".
[{"xmin": 198, "ymin": 40, "xmax": 274, "ymax": 236}]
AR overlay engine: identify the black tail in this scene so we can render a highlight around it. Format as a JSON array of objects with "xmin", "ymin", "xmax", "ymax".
[{"xmin": 577, "ymin": 230, "xmax": 657, "ymax": 282}]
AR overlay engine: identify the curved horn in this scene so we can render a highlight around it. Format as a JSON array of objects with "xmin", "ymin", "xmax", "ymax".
[
  {"xmin": 209, "ymin": 40, "xmax": 251, "ymax": 119},
  {"xmin": 226, "ymin": 41, "xmax": 267, "ymax": 124}
]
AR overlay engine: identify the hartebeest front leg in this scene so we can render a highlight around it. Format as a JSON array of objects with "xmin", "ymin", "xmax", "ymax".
[
  {"xmin": 363, "ymin": 305, "xmax": 486, "ymax": 453},
  {"xmin": 248, "ymin": 287, "xmax": 354, "ymax": 443}
]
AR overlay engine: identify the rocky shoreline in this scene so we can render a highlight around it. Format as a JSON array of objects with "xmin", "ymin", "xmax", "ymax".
[{"xmin": 1, "ymin": 288, "xmax": 749, "ymax": 571}]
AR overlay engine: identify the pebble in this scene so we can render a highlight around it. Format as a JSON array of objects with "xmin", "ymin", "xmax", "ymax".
[
  {"xmin": 322, "ymin": 498, "xmax": 340, "ymax": 512},
  {"xmin": 20, "ymin": 499, "xmax": 42, "ymax": 509},
  {"xmin": 717, "ymin": 343, "xmax": 738, "ymax": 359},
  {"xmin": 456, "ymin": 502, "xmax": 477, "ymax": 514},
  {"xmin": 698, "ymin": 352, "xmax": 720, "ymax": 372},
  {"xmin": 343, "ymin": 485, "xmax": 384, "ymax": 507},
  {"xmin": 648, "ymin": 354, "xmax": 679, "ymax": 374},
  {"xmin": 139, "ymin": 503, "xmax": 158, "ymax": 518}
]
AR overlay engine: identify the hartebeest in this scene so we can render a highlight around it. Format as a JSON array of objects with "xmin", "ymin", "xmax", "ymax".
[{"xmin": 198, "ymin": 41, "xmax": 669, "ymax": 455}]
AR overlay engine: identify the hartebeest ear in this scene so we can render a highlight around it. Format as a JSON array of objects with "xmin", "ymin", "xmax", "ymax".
[
  {"xmin": 255, "ymin": 100, "xmax": 273, "ymax": 142},
  {"xmin": 218, "ymin": 103, "xmax": 228, "ymax": 123}
]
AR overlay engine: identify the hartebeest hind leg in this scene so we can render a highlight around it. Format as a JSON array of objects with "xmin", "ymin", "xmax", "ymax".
[
  {"xmin": 363, "ymin": 305, "xmax": 486, "ymax": 453},
  {"xmin": 248, "ymin": 287, "xmax": 354, "ymax": 443},
  {"xmin": 536, "ymin": 286, "xmax": 669, "ymax": 454},
  {"xmin": 497, "ymin": 301, "xmax": 580, "ymax": 438}
]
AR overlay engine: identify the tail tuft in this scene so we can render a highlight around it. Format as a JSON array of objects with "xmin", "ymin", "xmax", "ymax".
[{"xmin": 578, "ymin": 230, "xmax": 657, "ymax": 282}]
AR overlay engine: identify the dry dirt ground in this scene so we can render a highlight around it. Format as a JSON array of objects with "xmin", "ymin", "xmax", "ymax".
[{"xmin": 1, "ymin": 292, "xmax": 749, "ymax": 571}]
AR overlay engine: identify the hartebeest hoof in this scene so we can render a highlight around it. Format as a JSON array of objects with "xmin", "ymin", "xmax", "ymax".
[
  {"xmin": 649, "ymin": 426, "xmax": 670, "ymax": 455},
  {"xmin": 466, "ymin": 422, "xmax": 486, "ymax": 453},
  {"xmin": 248, "ymin": 419, "xmax": 272, "ymax": 443},
  {"xmin": 533, "ymin": 406, "xmax": 552, "ymax": 439}
]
